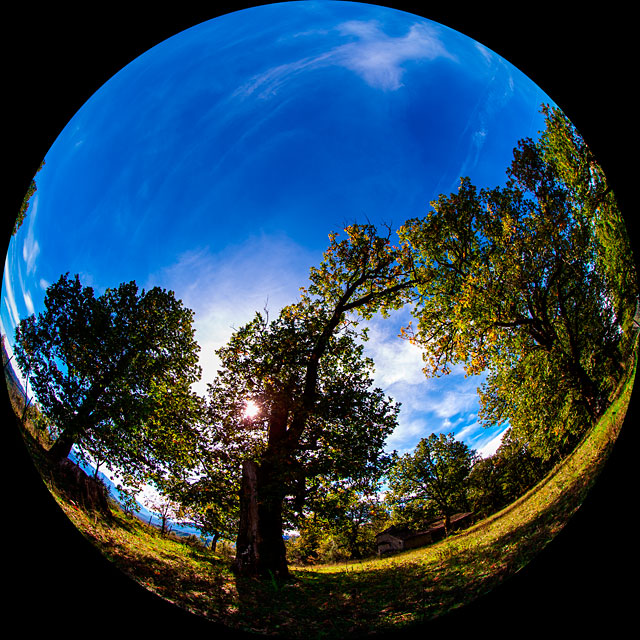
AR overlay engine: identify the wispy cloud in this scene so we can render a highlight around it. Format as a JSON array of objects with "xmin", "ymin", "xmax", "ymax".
[
  {"xmin": 236, "ymin": 19, "xmax": 455, "ymax": 98},
  {"xmin": 429, "ymin": 387, "xmax": 480, "ymax": 420},
  {"xmin": 362, "ymin": 313, "xmax": 429, "ymax": 389},
  {"xmin": 22, "ymin": 288, "xmax": 35, "ymax": 316},
  {"xmin": 474, "ymin": 41, "xmax": 494, "ymax": 65},
  {"xmin": 457, "ymin": 56, "xmax": 516, "ymax": 180},
  {"xmin": 3, "ymin": 256, "xmax": 20, "ymax": 329},
  {"xmin": 476, "ymin": 426, "xmax": 508, "ymax": 458},
  {"xmin": 386, "ymin": 414, "xmax": 429, "ymax": 454},
  {"xmin": 150, "ymin": 233, "xmax": 318, "ymax": 394},
  {"xmin": 22, "ymin": 193, "xmax": 40, "ymax": 275}
]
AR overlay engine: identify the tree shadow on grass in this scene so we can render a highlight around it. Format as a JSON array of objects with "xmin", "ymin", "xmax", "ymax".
[{"xmin": 228, "ymin": 465, "xmax": 603, "ymax": 640}]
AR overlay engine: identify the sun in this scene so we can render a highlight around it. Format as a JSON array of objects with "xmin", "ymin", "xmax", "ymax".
[{"xmin": 243, "ymin": 400, "xmax": 260, "ymax": 419}]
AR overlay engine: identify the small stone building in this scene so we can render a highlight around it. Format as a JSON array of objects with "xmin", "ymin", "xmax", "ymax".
[{"xmin": 375, "ymin": 512, "xmax": 473, "ymax": 555}]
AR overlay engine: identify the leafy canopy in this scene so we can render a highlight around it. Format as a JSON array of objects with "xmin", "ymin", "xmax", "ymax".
[
  {"xmin": 14, "ymin": 273, "xmax": 203, "ymax": 486},
  {"xmin": 205, "ymin": 297, "xmax": 399, "ymax": 528},
  {"xmin": 386, "ymin": 433, "xmax": 476, "ymax": 525},
  {"xmin": 399, "ymin": 105, "xmax": 636, "ymax": 461}
]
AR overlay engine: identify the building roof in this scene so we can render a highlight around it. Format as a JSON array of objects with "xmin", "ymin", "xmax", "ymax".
[{"xmin": 375, "ymin": 512, "xmax": 473, "ymax": 541}]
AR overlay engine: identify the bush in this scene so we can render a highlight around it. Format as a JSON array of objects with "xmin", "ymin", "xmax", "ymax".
[
  {"xmin": 285, "ymin": 533, "xmax": 319, "ymax": 565},
  {"xmin": 316, "ymin": 536, "xmax": 349, "ymax": 564}
]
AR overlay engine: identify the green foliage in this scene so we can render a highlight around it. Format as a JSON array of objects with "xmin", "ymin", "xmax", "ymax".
[
  {"xmin": 466, "ymin": 430, "xmax": 551, "ymax": 518},
  {"xmin": 386, "ymin": 433, "xmax": 476, "ymax": 527},
  {"xmin": 465, "ymin": 456, "xmax": 504, "ymax": 519},
  {"xmin": 206, "ymin": 296, "xmax": 399, "ymax": 530},
  {"xmin": 13, "ymin": 160, "xmax": 44, "ymax": 236},
  {"xmin": 479, "ymin": 349, "xmax": 593, "ymax": 462},
  {"xmin": 538, "ymin": 105, "xmax": 638, "ymax": 332},
  {"xmin": 296, "ymin": 474, "xmax": 391, "ymax": 561},
  {"xmin": 305, "ymin": 223, "xmax": 417, "ymax": 321},
  {"xmin": 13, "ymin": 273, "xmax": 204, "ymax": 489},
  {"xmin": 400, "ymin": 105, "xmax": 635, "ymax": 462},
  {"xmin": 384, "ymin": 493, "xmax": 439, "ymax": 531}
]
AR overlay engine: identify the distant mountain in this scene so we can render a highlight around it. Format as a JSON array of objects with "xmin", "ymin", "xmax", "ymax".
[
  {"xmin": 2, "ymin": 335, "xmax": 27, "ymax": 399},
  {"xmin": 4, "ymin": 334, "xmax": 208, "ymax": 543},
  {"xmin": 68, "ymin": 451, "xmax": 207, "ymax": 540}
]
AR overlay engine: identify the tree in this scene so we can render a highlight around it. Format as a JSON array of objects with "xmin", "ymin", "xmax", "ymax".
[
  {"xmin": 298, "ymin": 472, "xmax": 390, "ymax": 560},
  {"xmin": 207, "ymin": 224, "xmax": 417, "ymax": 579},
  {"xmin": 13, "ymin": 273, "xmax": 204, "ymax": 490},
  {"xmin": 467, "ymin": 429, "xmax": 553, "ymax": 518},
  {"xmin": 209, "ymin": 301, "xmax": 398, "ymax": 578},
  {"xmin": 386, "ymin": 433, "xmax": 476, "ymax": 535},
  {"xmin": 399, "ymin": 105, "xmax": 636, "ymax": 461},
  {"xmin": 538, "ymin": 105, "xmax": 637, "ymax": 337},
  {"xmin": 142, "ymin": 490, "xmax": 181, "ymax": 535},
  {"xmin": 493, "ymin": 429, "xmax": 553, "ymax": 499},
  {"xmin": 168, "ymin": 470, "xmax": 241, "ymax": 553},
  {"xmin": 13, "ymin": 160, "xmax": 44, "ymax": 236},
  {"xmin": 465, "ymin": 455, "xmax": 505, "ymax": 519},
  {"xmin": 384, "ymin": 486, "xmax": 439, "ymax": 531}
]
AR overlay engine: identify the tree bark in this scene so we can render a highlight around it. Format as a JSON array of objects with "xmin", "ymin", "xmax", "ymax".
[
  {"xmin": 233, "ymin": 459, "xmax": 290, "ymax": 580},
  {"xmin": 233, "ymin": 460, "xmax": 260, "ymax": 576},
  {"xmin": 443, "ymin": 512, "xmax": 451, "ymax": 537},
  {"xmin": 48, "ymin": 429, "xmax": 76, "ymax": 460}
]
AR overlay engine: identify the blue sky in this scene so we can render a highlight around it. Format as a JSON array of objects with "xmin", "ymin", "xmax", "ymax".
[{"xmin": 2, "ymin": 1, "xmax": 554, "ymax": 460}]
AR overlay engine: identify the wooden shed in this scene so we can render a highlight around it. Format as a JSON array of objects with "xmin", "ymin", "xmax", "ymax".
[
  {"xmin": 375, "ymin": 525, "xmax": 415, "ymax": 555},
  {"xmin": 375, "ymin": 512, "xmax": 473, "ymax": 555}
]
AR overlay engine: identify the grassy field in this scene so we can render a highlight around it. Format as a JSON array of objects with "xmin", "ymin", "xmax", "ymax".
[{"xmin": 30, "ymin": 343, "xmax": 635, "ymax": 639}]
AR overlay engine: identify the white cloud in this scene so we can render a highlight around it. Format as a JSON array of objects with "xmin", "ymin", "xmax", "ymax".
[
  {"xmin": 430, "ymin": 387, "xmax": 479, "ymax": 419},
  {"xmin": 441, "ymin": 415, "xmax": 464, "ymax": 432},
  {"xmin": 23, "ymin": 288, "xmax": 35, "ymax": 316},
  {"xmin": 3, "ymin": 256, "xmax": 20, "ymax": 328},
  {"xmin": 335, "ymin": 20, "xmax": 455, "ymax": 91},
  {"xmin": 385, "ymin": 414, "xmax": 430, "ymax": 453},
  {"xmin": 150, "ymin": 233, "xmax": 318, "ymax": 395},
  {"xmin": 356, "ymin": 307, "xmax": 489, "ymax": 456},
  {"xmin": 22, "ymin": 193, "xmax": 40, "ymax": 275},
  {"xmin": 476, "ymin": 426, "xmax": 508, "ymax": 458},
  {"xmin": 237, "ymin": 19, "xmax": 455, "ymax": 98},
  {"xmin": 362, "ymin": 313, "xmax": 429, "ymax": 389}
]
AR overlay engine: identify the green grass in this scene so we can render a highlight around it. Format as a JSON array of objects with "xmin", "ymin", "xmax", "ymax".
[{"xmin": 17, "ymin": 344, "xmax": 638, "ymax": 639}]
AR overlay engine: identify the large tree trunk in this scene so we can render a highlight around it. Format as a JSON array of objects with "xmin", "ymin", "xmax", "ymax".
[
  {"xmin": 233, "ymin": 459, "xmax": 290, "ymax": 580},
  {"xmin": 233, "ymin": 460, "xmax": 260, "ymax": 575},
  {"xmin": 48, "ymin": 429, "xmax": 76, "ymax": 460}
]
